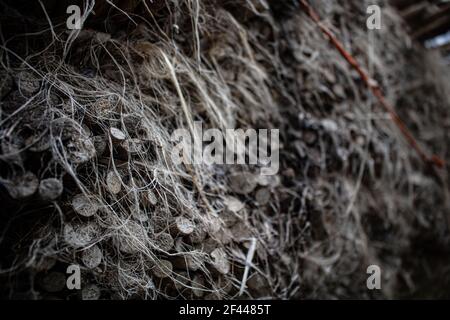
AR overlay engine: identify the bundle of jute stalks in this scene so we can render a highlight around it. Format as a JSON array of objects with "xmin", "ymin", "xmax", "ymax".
[{"xmin": 1, "ymin": 0, "xmax": 449, "ymax": 299}]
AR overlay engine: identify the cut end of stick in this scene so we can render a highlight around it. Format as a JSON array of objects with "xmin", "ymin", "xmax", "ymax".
[
  {"xmin": 72, "ymin": 194, "xmax": 98, "ymax": 217},
  {"xmin": 173, "ymin": 216, "xmax": 195, "ymax": 236},
  {"xmin": 39, "ymin": 178, "xmax": 63, "ymax": 201}
]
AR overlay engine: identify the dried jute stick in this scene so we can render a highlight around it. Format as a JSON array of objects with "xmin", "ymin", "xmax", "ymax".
[
  {"xmin": 239, "ymin": 237, "xmax": 257, "ymax": 296},
  {"xmin": 162, "ymin": 51, "xmax": 215, "ymax": 215},
  {"xmin": 298, "ymin": 0, "xmax": 444, "ymax": 169}
]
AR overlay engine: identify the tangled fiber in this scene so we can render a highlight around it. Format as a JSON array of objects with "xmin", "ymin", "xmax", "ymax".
[{"xmin": 0, "ymin": 0, "xmax": 449, "ymax": 299}]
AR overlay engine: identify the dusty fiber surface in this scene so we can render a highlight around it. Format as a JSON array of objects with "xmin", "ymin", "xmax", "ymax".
[{"xmin": 0, "ymin": 0, "xmax": 449, "ymax": 299}]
